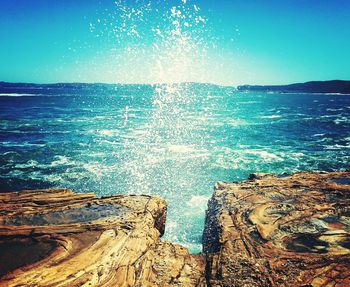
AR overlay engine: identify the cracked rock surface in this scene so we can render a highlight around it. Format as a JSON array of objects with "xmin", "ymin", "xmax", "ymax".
[
  {"xmin": 0, "ymin": 189, "xmax": 205, "ymax": 287},
  {"xmin": 0, "ymin": 171, "xmax": 349, "ymax": 286},
  {"xmin": 203, "ymin": 171, "xmax": 350, "ymax": 287}
]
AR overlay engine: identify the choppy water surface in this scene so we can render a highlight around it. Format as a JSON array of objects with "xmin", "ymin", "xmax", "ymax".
[{"xmin": 1, "ymin": 85, "xmax": 350, "ymax": 252}]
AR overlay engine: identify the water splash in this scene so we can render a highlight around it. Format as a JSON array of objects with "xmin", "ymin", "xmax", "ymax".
[
  {"xmin": 89, "ymin": 0, "xmax": 216, "ymax": 251},
  {"xmin": 117, "ymin": 83, "xmax": 213, "ymax": 251},
  {"xmin": 149, "ymin": 0, "xmax": 209, "ymax": 83},
  {"xmin": 90, "ymin": 0, "xmax": 212, "ymax": 84}
]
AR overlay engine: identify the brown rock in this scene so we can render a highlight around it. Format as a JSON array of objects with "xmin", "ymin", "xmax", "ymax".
[
  {"xmin": 0, "ymin": 189, "xmax": 205, "ymax": 287},
  {"xmin": 203, "ymin": 171, "xmax": 350, "ymax": 287},
  {"xmin": 1, "ymin": 171, "xmax": 349, "ymax": 286}
]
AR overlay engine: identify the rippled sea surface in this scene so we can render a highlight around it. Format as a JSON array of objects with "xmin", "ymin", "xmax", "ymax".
[{"xmin": 1, "ymin": 83, "xmax": 350, "ymax": 252}]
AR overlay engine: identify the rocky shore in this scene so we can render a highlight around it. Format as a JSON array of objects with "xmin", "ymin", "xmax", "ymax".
[
  {"xmin": 203, "ymin": 171, "xmax": 350, "ymax": 287},
  {"xmin": 0, "ymin": 171, "xmax": 349, "ymax": 286}
]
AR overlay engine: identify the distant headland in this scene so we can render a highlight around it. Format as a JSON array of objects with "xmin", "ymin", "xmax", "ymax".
[
  {"xmin": 237, "ymin": 80, "xmax": 350, "ymax": 94},
  {"xmin": 1, "ymin": 80, "xmax": 350, "ymax": 94}
]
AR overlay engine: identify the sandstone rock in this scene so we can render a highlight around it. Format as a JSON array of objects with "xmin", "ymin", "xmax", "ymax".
[
  {"xmin": 203, "ymin": 171, "xmax": 350, "ymax": 287},
  {"xmin": 0, "ymin": 189, "xmax": 205, "ymax": 287},
  {"xmin": 1, "ymin": 171, "xmax": 349, "ymax": 287}
]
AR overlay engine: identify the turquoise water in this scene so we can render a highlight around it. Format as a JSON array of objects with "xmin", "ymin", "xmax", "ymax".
[{"xmin": 1, "ymin": 83, "xmax": 350, "ymax": 252}]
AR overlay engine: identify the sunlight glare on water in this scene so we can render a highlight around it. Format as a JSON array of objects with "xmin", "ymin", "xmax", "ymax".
[
  {"xmin": 92, "ymin": 0, "xmax": 216, "ymax": 251},
  {"xmin": 2, "ymin": 1, "xmax": 349, "ymax": 255},
  {"xmin": 1, "ymin": 0, "xmax": 350, "ymax": 257}
]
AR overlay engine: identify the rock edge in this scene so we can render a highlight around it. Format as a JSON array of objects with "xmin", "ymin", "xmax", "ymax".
[{"xmin": 0, "ymin": 171, "xmax": 349, "ymax": 286}]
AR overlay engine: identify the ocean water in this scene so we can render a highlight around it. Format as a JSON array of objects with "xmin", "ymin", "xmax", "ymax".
[{"xmin": 1, "ymin": 84, "xmax": 350, "ymax": 252}]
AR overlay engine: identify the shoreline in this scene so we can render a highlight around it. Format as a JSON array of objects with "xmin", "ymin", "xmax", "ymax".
[{"xmin": 1, "ymin": 171, "xmax": 349, "ymax": 286}]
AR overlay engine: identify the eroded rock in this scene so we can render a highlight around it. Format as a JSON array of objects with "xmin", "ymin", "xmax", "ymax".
[
  {"xmin": 203, "ymin": 171, "xmax": 350, "ymax": 287},
  {"xmin": 1, "ymin": 171, "xmax": 349, "ymax": 286},
  {"xmin": 0, "ymin": 189, "xmax": 205, "ymax": 287}
]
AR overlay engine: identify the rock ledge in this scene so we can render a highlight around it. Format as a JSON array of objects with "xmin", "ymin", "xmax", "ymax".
[
  {"xmin": 1, "ymin": 171, "xmax": 349, "ymax": 286},
  {"xmin": 203, "ymin": 171, "xmax": 350, "ymax": 287},
  {"xmin": 0, "ymin": 189, "xmax": 205, "ymax": 287}
]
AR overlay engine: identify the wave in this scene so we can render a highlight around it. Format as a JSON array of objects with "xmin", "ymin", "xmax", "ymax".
[
  {"xmin": 259, "ymin": 115, "xmax": 282, "ymax": 119},
  {"xmin": 324, "ymin": 144, "xmax": 350, "ymax": 150},
  {"xmin": 0, "ymin": 93, "xmax": 37, "ymax": 97},
  {"xmin": 187, "ymin": 195, "xmax": 210, "ymax": 212},
  {"xmin": 327, "ymin": 108, "xmax": 344, "ymax": 112},
  {"xmin": 323, "ymin": 93, "xmax": 350, "ymax": 96},
  {"xmin": 1, "ymin": 142, "xmax": 47, "ymax": 148},
  {"xmin": 334, "ymin": 116, "xmax": 350, "ymax": 124},
  {"xmin": 244, "ymin": 150, "xmax": 284, "ymax": 161}
]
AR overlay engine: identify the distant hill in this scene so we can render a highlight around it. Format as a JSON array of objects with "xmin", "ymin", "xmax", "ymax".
[
  {"xmin": 0, "ymin": 81, "xmax": 141, "ymax": 89},
  {"xmin": 0, "ymin": 81, "xmax": 226, "ymax": 96},
  {"xmin": 0, "ymin": 81, "xmax": 154, "ymax": 95},
  {"xmin": 1, "ymin": 80, "xmax": 350, "ymax": 94},
  {"xmin": 237, "ymin": 80, "xmax": 350, "ymax": 94},
  {"xmin": 0, "ymin": 81, "xmax": 217, "ymax": 90}
]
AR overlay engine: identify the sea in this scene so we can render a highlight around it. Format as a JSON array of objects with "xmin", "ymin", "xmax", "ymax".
[{"xmin": 1, "ymin": 83, "xmax": 350, "ymax": 252}]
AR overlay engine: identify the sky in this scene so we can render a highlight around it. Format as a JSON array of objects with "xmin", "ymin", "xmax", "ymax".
[{"xmin": 0, "ymin": 0, "xmax": 349, "ymax": 86}]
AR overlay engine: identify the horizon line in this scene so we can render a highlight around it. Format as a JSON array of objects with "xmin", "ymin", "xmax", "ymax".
[{"xmin": 0, "ymin": 79, "xmax": 349, "ymax": 88}]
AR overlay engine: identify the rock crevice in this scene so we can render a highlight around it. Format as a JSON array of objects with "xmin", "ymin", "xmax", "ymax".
[{"xmin": 0, "ymin": 171, "xmax": 349, "ymax": 286}]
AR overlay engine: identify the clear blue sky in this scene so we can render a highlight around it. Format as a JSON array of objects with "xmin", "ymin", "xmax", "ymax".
[{"xmin": 0, "ymin": 0, "xmax": 349, "ymax": 85}]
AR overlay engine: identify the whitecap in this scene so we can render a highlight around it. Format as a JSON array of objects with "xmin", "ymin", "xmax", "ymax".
[
  {"xmin": 51, "ymin": 156, "xmax": 74, "ymax": 167},
  {"xmin": 327, "ymin": 108, "xmax": 344, "ymax": 112},
  {"xmin": 2, "ymin": 151, "xmax": 20, "ymax": 156},
  {"xmin": 2, "ymin": 142, "xmax": 46, "ymax": 148},
  {"xmin": 245, "ymin": 150, "xmax": 283, "ymax": 161},
  {"xmin": 334, "ymin": 117, "xmax": 350, "ymax": 124},
  {"xmin": 290, "ymin": 152, "xmax": 305, "ymax": 157},
  {"xmin": 99, "ymin": 130, "xmax": 114, "ymax": 137},
  {"xmin": 0, "ymin": 93, "xmax": 37, "ymax": 97},
  {"xmin": 187, "ymin": 195, "xmax": 210, "ymax": 210},
  {"xmin": 324, "ymin": 144, "xmax": 350, "ymax": 150},
  {"xmin": 14, "ymin": 160, "xmax": 39, "ymax": 169},
  {"xmin": 97, "ymin": 139, "xmax": 121, "ymax": 145},
  {"xmin": 259, "ymin": 115, "xmax": 282, "ymax": 119}
]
